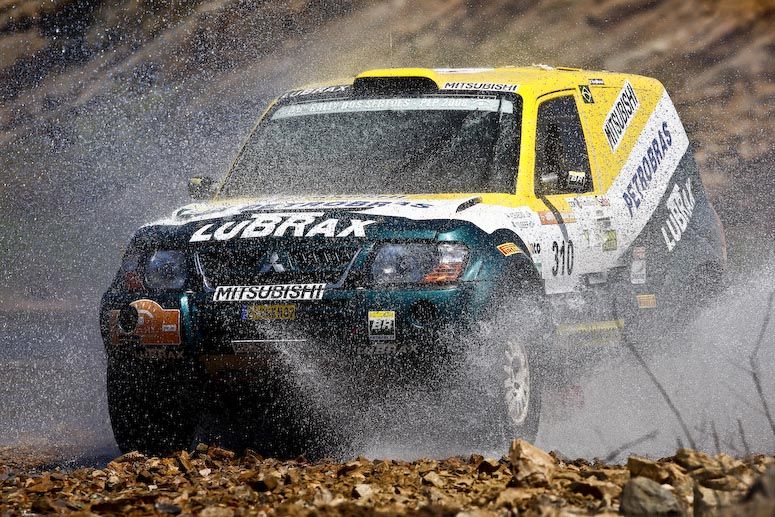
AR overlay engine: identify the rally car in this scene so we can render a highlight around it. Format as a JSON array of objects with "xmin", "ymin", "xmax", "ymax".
[{"xmin": 101, "ymin": 66, "xmax": 726, "ymax": 455}]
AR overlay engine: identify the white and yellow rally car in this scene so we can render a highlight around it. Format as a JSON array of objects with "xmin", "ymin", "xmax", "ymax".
[{"xmin": 102, "ymin": 66, "xmax": 726, "ymax": 455}]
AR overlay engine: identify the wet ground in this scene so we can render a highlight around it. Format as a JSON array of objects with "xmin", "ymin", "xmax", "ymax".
[{"xmin": 0, "ymin": 307, "xmax": 118, "ymax": 467}]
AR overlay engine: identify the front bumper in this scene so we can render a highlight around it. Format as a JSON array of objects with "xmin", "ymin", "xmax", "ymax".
[{"xmin": 100, "ymin": 282, "xmax": 490, "ymax": 378}]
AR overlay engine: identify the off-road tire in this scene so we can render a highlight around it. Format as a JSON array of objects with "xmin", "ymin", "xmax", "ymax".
[
  {"xmin": 483, "ymin": 290, "xmax": 546, "ymax": 445},
  {"xmin": 447, "ymin": 286, "xmax": 547, "ymax": 450},
  {"xmin": 107, "ymin": 357, "xmax": 199, "ymax": 455}
]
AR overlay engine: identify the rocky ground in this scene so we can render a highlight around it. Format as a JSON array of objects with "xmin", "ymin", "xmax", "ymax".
[{"xmin": 1, "ymin": 441, "xmax": 774, "ymax": 516}]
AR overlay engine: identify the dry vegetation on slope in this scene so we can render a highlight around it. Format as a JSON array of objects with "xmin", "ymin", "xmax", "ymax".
[{"xmin": 1, "ymin": 0, "xmax": 773, "ymax": 229}]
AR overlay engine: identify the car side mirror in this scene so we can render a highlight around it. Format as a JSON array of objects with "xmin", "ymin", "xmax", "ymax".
[
  {"xmin": 188, "ymin": 176, "xmax": 215, "ymax": 200},
  {"xmin": 538, "ymin": 170, "xmax": 591, "ymax": 194}
]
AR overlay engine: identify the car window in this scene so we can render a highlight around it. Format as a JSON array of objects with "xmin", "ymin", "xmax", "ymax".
[
  {"xmin": 221, "ymin": 95, "xmax": 522, "ymax": 197},
  {"xmin": 534, "ymin": 95, "xmax": 593, "ymax": 196}
]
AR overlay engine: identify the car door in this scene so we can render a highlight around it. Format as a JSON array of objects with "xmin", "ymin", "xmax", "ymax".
[{"xmin": 532, "ymin": 90, "xmax": 621, "ymax": 334}]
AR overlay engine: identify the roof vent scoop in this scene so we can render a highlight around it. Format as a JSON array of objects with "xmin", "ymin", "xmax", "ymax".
[{"xmin": 353, "ymin": 76, "xmax": 439, "ymax": 95}]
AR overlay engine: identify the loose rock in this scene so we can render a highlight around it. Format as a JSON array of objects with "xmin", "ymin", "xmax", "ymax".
[
  {"xmin": 627, "ymin": 455, "xmax": 669, "ymax": 483},
  {"xmin": 0, "ymin": 444, "xmax": 772, "ymax": 515},
  {"xmin": 508, "ymin": 439, "xmax": 555, "ymax": 486},
  {"xmin": 422, "ymin": 471, "xmax": 445, "ymax": 488},
  {"xmin": 620, "ymin": 476, "xmax": 681, "ymax": 515}
]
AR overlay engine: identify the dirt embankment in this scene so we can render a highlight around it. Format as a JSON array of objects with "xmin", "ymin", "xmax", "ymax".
[
  {"xmin": 1, "ymin": 441, "xmax": 774, "ymax": 515},
  {"xmin": 0, "ymin": 0, "xmax": 773, "ymax": 301}
]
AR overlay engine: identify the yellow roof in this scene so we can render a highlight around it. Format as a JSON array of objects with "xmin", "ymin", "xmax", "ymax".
[{"xmin": 289, "ymin": 66, "xmax": 662, "ymax": 98}]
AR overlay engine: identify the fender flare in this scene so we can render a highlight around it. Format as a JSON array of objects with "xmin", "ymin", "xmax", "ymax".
[{"xmin": 483, "ymin": 228, "xmax": 544, "ymax": 294}]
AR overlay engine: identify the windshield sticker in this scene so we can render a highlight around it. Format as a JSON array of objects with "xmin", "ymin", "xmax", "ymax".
[
  {"xmin": 213, "ymin": 284, "xmax": 325, "ymax": 302},
  {"xmin": 278, "ymin": 85, "xmax": 350, "ymax": 99},
  {"xmin": 272, "ymin": 97, "xmax": 513, "ymax": 119},
  {"xmin": 190, "ymin": 213, "xmax": 376, "ymax": 242},
  {"xmin": 442, "ymin": 82, "xmax": 517, "ymax": 92},
  {"xmin": 247, "ymin": 199, "xmax": 433, "ymax": 210},
  {"xmin": 603, "ymin": 80, "xmax": 639, "ymax": 151}
]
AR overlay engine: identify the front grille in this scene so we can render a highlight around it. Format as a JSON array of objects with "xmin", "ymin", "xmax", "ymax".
[{"xmin": 196, "ymin": 243, "xmax": 359, "ymax": 286}]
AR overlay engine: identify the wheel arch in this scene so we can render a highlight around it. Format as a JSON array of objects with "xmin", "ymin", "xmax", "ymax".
[{"xmin": 483, "ymin": 228, "xmax": 543, "ymax": 289}]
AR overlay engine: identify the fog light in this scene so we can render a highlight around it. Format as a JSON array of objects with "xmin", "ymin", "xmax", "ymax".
[{"xmin": 117, "ymin": 305, "xmax": 139, "ymax": 333}]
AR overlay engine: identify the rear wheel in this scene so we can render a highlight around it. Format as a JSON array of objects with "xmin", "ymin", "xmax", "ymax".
[{"xmin": 107, "ymin": 356, "xmax": 200, "ymax": 455}]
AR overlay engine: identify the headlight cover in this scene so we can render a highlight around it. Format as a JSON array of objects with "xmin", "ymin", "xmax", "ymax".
[
  {"xmin": 371, "ymin": 242, "xmax": 468, "ymax": 285},
  {"xmin": 144, "ymin": 251, "xmax": 187, "ymax": 290}
]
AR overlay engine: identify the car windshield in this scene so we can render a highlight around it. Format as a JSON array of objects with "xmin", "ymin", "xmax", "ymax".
[{"xmin": 221, "ymin": 94, "xmax": 521, "ymax": 197}]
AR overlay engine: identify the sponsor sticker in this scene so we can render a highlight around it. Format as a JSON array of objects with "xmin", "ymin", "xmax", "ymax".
[
  {"xmin": 135, "ymin": 348, "xmax": 184, "ymax": 360},
  {"xmin": 278, "ymin": 85, "xmax": 350, "ymax": 99},
  {"xmin": 568, "ymin": 170, "xmax": 587, "ymax": 185},
  {"xmin": 568, "ymin": 196, "xmax": 610, "ymax": 210},
  {"xmin": 213, "ymin": 284, "xmax": 325, "ymax": 302},
  {"xmin": 661, "ymin": 177, "xmax": 696, "ymax": 252},
  {"xmin": 241, "ymin": 304, "xmax": 297, "ymax": 321},
  {"xmin": 497, "ymin": 242, "xmax": 521, "ymax": 256},
  {"xmin": 636, "ymin": 294, "xmax": 657, "ymax": 309},
  {"xmin": 190, "ymin": 213, "xmax": 376, "ymax": 242},
  {"xmin": 589, "ymin": 78, "xmax": 605, "ymax": 86},
  {"xmin": 621, "ymin": 121, "xmax": 674, "ymax": 218},
  {"xmin": 358, "ymin": 342, "xmax": 419, "ymax": 356},
  {"xmin": 539, "ymin": 211, "xmax": 577, "ymax": 225},
  {"xmin": 506, "ymin": 210, "xmax": 538, "ymax": 229},
  {"xmin": 579, "ymin": 85, "xmax": 595, "ymax": 104},
  {"xmin": 368, "ymin": 310, "xmax": 396, "ymax": 341},
  {"xmin": 109, "ymin": 299, "xmax": 181, "ymax": 346},
  {"xmin": 630, "ymin": 246, "xmax": 647, "ymax": 284},
  {"xmin": 556, "ymin": 319, "xmax": 624, "ymax": 335},
  {"xmin": 602, "ymin": 230, "xmax": 618, "ymax": 252},
  {"xmin": 603, "ymin": 80, "xmax": 640, "ymax": 151},
  {"xmin": 442, "ymin": 82, "xmax": 518, "ymax": 92}
]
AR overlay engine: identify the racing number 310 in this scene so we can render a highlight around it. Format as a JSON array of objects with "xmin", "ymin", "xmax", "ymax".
[{"xmin": 551, "ymin": 240, "xmax": 574, "ymax": 276}]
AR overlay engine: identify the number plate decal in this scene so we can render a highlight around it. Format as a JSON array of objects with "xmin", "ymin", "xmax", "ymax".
[
  {"xmin": 368, "ymin": 310, "xmax": 396, "ymax": 341},
  {"xmin": 242, "ymin": 304, "xmax": 297, "ymax": 321}
]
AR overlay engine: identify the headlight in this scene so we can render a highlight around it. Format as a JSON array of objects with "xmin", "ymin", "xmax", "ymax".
[
  {"xmin": 371, "ymin": 242, "xmax": 468, "ymax": 285},
  {"xmin": 144, "ymin": 251, "xmax": 187, "ymax": 290}
]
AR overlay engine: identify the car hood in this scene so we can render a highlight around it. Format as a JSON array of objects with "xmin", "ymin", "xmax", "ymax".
[
  {"xmin": 135, "ymin": 194, "xmax": 502, "ymax": 247},
  {"xmin": 154, "ymin": 194, "xmax": 485, "ymax": 226}
]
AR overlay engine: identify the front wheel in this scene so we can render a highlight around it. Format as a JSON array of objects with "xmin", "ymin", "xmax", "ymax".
[
  {"xmin": 499, "ymin": 334, "xmax": 542, "ymax": 442},
  {"xmin": 107, "ymin": 356, "xmax": 200, "ymax": 455},
  {"xmin": 453, "ymin": 289, "xmax": 547, "ymax": 449}
]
